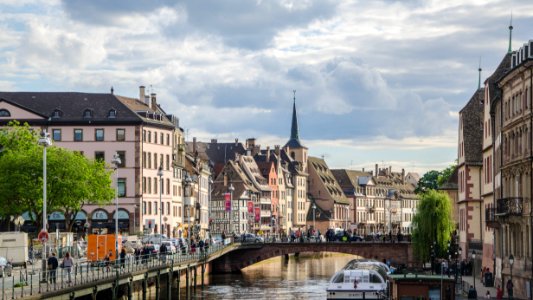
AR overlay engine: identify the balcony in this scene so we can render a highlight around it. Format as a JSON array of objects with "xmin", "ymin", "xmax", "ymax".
[
  {"xmin": 485, "ymin": 208, "xmax": 499, "ymax": 228},
  {"xmin": 496, "ymin": 197, "xmax": 523, "ymax": 216}
]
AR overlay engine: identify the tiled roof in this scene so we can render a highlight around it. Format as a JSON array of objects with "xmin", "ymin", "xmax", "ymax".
[
  {"xmin": 308, "ymin": 156, "xmax": 349, "ymax": 206},
  {"xmin": 460, "ymin": 88, "xmax": 484, "ymax": 165},
  {"xmin": 0, "ymin": 92, "xmax": 141, "ymax": 123}
]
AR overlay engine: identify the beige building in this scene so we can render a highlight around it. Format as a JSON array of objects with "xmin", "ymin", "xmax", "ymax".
[{"xmin": 491, "ymin": 40, "xmax": 533, "ymax": 298}]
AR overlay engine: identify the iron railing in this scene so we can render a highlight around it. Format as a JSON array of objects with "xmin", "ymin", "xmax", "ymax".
[{"xmin": 496, "ymin": 197, "xmax": 523, "ymax": 216}]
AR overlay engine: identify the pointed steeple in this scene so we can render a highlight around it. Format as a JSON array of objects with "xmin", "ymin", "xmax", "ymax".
[
  {"xmin": 290, "ymin": 90, "xmax": 299, "ymax": 141},
  {"xmin": 284, "ymin": 90, "xmax": 306, "ymax": 149},
  {"xmin": 508, "ymin": 12, "xmax": 513, "ymax": 53}
]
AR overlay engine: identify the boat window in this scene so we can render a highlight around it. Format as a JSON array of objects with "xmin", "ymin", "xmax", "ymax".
[
  {"xmin": 370, "ymin": 274, "xmax": 384, "ymax": 284},
  {"xmin": 332, "ymin": 273, "xmax": 344, "ymax": 283}
]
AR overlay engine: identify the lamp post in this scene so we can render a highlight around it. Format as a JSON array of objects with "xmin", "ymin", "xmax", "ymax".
[
  {"xmin": 509, "ymin": 254, "xmax": 514, "ymax": 299},
  {"xmin": 458, "ymin": 247, "xmax": 462, "ymax": 282},
  {"xmin": 111, "ymin": 153, "xmax": 121, "ymax": 260},
  {"xmin": 157, "ymin": 165, "xmax": 163, "ymax": 246},
  {"xmin": 228, "ymin": 184, "xmax": 235, "ymax": 238},
  {"xmin": 312, "ymin": 203, "xmax": 316, "ymax": 233},
  {"xmin": 472, "ymin": 251, "xmax": 477, "ymax": 291},
  {"xmin": 38, "ymin": 130, "xmax": 51, "ymax": 280},
  {"xmin": 208, "ymin": 176, "xmax": 213, "ymax": 237}
]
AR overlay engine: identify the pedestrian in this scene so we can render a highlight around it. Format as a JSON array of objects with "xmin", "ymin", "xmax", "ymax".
[
  {"xmin": 467, "ymin": 285, "xmax": 478, "ymax": 299},
  {"xmin": 506, "ymin": 279, "xmax": 514, "ymax": 299},
  {"xmin": 485, "ymin": 290, "xmax": 491, "ymax": 299},
  {"xmin": 47, "ymin": 252, "xmax": 59, "ymax": 285},
  {"xmin": 61, "ymin": 252, "xmax": 74, "ymax": 284},
  {"xmin": 160, "ymin": 242, "xmax": 167, "ymax": 263},
  {"xmin": 119, "ymin": 248, "xmax": 126, "ymax": 268},
  {"xmin": 496, "ymin": 285, "xmax": 503, "ymax": 300}
]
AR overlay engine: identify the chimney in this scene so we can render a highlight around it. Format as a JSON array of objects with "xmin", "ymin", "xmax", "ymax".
[
  {"xmin": 274, "ymin": 145, "xmax": 280, "ymax": 156},
  {"xmin": 151, "ymin": 93, "xmax": 157, "ymax": 111},
  {"xmin": 193, "ymin": 137, "xmax": 197, "ymax": 154},
  {"xmin": 139, "ymin": 86, "xmax": 145, "ymax": 102},
  {"xmin": 252, "ymin": 145, "xmax": 260, "ymax": 156},
  {"xmin": 375, "ymin": 164, "xmax": 378, "ymax": 176},
  {"xmin": 144, "ymin": 95, "xmax": 150, "ymax": 105},
  {"xmin": 266, "ymin": 146, "xmax": 270, "ymax": 162},
  {"xmin": 235, "ymin": 138, "xmax": 239, "ymax": 146},
  {"xmin": 246, "ymin": 138, "xmax": 256, "ymax": 151},
  {"xmin": 224, "ymin": 171, "xmax": 228, "ymax": 187},
  {"xmin": 388, "ymin": 166, "xmax": 392, "ymax": 175},
  {"xmin": 362, "ymin": 167, "xmax": 365, "ymax": 172},
  {"xmin": 402, "ymin": 168, "xmax": 405, "ymax": 184},
  {"xmin": 211, "ymin": 139, "xmax": 217, "ymax": 144}
]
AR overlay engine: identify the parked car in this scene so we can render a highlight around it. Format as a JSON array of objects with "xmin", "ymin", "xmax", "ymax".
[
  {"xmin": 242, "ymin": 233, "xmax": 264, "ymax": 243},
  {"xmin": 0, "ymin": 257, "xmax": 12, "ymax": 277}
]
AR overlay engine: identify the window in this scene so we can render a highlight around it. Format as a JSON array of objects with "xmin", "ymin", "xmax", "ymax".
[
  {"xmin": 154, "ymin": 132, "xmax": 158, "ymax": 144},
  {"xmin": 166, "ymin": 134, "xmax": 170, "ymax": 145},
  {"xmin": 167, "ymin": 203, "xmax": 170, "ymax": 216},
  {"xmin": 0, "ymin": 109, "xmax": 10, "ymax": 117},
  {"xmin": 154, "ymin": 178, "xmax": 158, "ymax": 194},
  {"xmin": 118, "ymin": 178, "xmax": 126, "ymax": 197},
  {"xmin": 116, "ymin": 151, "xmax": 126, "ymax": 167},
  {"xmin": 116, "ymin": 129, "xmax": 125, "ymax": 141},
  {"xmin": 154, "ymin": 154, "xmax": 158, "ymax": 168},
  {"xmin": 143, "ymin": 130, "xmax": 146, "ymax": 141},
  {"xmin": 148, "ymin": 202, "xmax": 152, "ymax": 215},
  {"xmin": 160, "ymin": 133, "xmax": 164, "ymax": 145},
  {"xmin": 95, "ymin": 129, "xmax": 104, "ymax": 141},
  {"xmin": 143, "ymin": 201, "xmax": 146, "ymax": 214},
  {"xmin": 166, "ymin": 155, "xmax": 170, "ymax": 170},
  {"xmin": 148, "ymin": 131, "xmax": 151, "ymax": 143},
  {"xmin": 108, "ymin": 109, "xmax": 117, "ymax": 118},
  {"xmin": 95, "ymin": 151, "xmax": 105, "ymax": 161},
  {"xmin": 74, "ymin": 129, "xmax": 83, "ymax": 141},
  {"xmin": 52, "ymin": 129, "xmax": 61, "ymax": 141},
  {"xmin": 143, "ymin": 177, "xmax": 146, "ymax": 193},
  {"xmin": 51, "ymin": 110, "xmax": 61, "ymax": 119},
  {"xmin": 83, "ymin": 109, "xmax": 93, "ymax": 118}
]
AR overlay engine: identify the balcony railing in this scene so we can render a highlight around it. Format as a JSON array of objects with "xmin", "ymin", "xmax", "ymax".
[
  {"xmin": 485, "ymin": 207, "xmax": 499, "ymax": 228},
  {"xmin": 496, "ymin": 197, "xmax": 523, "ymax": 216}
]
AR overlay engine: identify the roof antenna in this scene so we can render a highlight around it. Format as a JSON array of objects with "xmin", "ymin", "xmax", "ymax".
[
  {"xmin": 508, "ymin": 11, "xmax": 513, "ymax": 53},
  {"xmin": 478, "ymin": 57, "xmax": 482, "ymax": 90}
]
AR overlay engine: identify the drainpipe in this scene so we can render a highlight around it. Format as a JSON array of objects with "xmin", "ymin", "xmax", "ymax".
[{"xmin": 529, "ymin": 65, "xmax": 532, "ymax": 300}]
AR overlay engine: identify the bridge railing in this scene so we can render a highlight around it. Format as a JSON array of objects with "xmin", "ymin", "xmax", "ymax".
[{"xmin": 0, "ymin": 242, "xmax": 231, "ymax": 300}]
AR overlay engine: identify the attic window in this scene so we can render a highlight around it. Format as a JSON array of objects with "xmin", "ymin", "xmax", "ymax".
[
  {"xmin": 0, "ymin": 109, "xmax": 10, "ymax": 117},
  {"xmin": 108, "ymin": 109, "xmax": 117, "ymax": 118},
  {"xmin": 51, "ymin": 109, "xmax": 62, "ymax": 119},
  {"xmin": 83, "ymin": 109, "xmax": 93, "ymax": 118}
]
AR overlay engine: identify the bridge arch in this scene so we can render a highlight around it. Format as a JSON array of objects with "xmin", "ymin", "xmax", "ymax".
[{"xmin": 210, "ymin": 242, "xmax": 415, "ymax": 273}]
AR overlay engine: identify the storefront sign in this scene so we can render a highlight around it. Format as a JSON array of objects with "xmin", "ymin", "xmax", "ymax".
[{"xmin": 224, "ymin": 193, "xmax": 231, "ymax": 212}]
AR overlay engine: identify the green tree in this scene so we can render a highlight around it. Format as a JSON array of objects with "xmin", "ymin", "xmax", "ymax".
[
  {"xmin": 415, "ymin": 170, "xmax": 440, "ymax": 194},
  {"xmin": 411, "ymin": 190, "xmax": 455, "ymax": 262},
  {"xmin": 0, "ymin": 122, "xmax": 115, "ymax": 231},
  {"xmin": 437, "ymin": 163, "xmax": 456, "ymax": 187}
]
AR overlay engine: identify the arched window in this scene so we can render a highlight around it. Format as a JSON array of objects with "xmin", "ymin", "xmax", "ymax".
[
  {"xmin": 92, "ymin": 209, "xmax": 108, "ymax": 220},
  {"xmin": 0, "ymin": 109, "xmax": 11, "ymax": 117}
]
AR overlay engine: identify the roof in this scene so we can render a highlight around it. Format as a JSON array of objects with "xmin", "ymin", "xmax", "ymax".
[
  {"xmin": 0, "ymin": 92, "xmax": 141, "ymax": 124},
  {"xmin": 487, "ymin": 53, "xmax": 511, "ymax": 113},
  {"xmin": 459, "ymin": 88, "xmax": 484, "ymax": 165},
  {"xmin": 308, "ymin": 156, "xmax": 349, "ymax": 206},
  {"xmin": 186, "ymin": 140, "xmax": 247, "ymax": 177}
]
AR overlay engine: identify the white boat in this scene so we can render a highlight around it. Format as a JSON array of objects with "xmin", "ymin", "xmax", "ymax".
[{"xmin": 326, "ymin": 267, "xmax": 388, "ymax": 299}]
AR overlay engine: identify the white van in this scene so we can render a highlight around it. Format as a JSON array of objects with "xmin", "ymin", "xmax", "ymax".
[{"xmin": 0, "ymin": 232, "xmax": 28, "ymax": 267}]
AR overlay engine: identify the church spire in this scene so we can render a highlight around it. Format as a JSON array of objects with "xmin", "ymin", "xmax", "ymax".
[
  {"xmin": 284, "ymin": 90, "xmax": 306, "ymax": 149},
  {"xmin": 508, "ymin": 12, "xmax": 513, "ymax": 53},
  {"xmin": 290, "ymin": 90, "xmax": 299, "ymax": 141}
]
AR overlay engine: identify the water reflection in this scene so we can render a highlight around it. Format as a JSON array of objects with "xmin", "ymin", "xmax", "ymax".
[{"xmin": 185, "ymin": 253, "xmax": 358, "ymax": 299}]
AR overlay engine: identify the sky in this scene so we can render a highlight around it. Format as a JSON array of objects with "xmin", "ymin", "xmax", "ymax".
[{"xmin": 1, "ymin": 0, "xmax": 533, "ymax": 176}]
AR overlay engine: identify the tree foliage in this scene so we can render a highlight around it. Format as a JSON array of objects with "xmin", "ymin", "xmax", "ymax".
[
  {"xmin": 415, "ymin": 162, "xmax": 457, "ymax": 194},
  {"xmin": 411, "ymin": 190, "xmax": 455, "ymax": 262},
  {"xmin": 0, "ymin": 121, "xmax": 115, "ymax": 231}
]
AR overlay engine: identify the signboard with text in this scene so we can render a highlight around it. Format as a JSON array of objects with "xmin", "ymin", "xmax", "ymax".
[
  {"xmin": 224, "ymin": 193, "xmax": 231, "ymax": 212},
  {"xmin": 254, "ymin": 207, "xmax": 260, "ymax": 222},
  {"xmin": 247, "ymin": 201, "xmax": 253, "ymax": 213}
]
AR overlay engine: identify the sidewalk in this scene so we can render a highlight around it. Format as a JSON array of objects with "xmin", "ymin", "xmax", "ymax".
[{"xmin": 460, "ymin": 275, "xmax": 499, "ymax": 299}]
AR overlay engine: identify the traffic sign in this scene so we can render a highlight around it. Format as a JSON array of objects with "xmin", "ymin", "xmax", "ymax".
[{"xmin": 38, "ymin": 230, "xmax": 49, "ymax": 243}]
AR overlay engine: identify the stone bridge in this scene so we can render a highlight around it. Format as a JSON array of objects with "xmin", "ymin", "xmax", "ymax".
[{"xmin": 212, "ymin": 242, "xmax": 415, "ymax": 273}]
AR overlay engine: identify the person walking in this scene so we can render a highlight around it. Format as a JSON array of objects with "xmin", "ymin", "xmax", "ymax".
[
  {"xmin": 485, "ymin": 290, "xmax": 491, "ymax": 299},
  {"xmin": 62, "ymin": 252, "xmax": 74, "ymax": 284},
  {"xmin": 496, "ymin": 285, "xmax": 503, "ymax": 300},
  {"xmin": 119, "ymin": 248, "xmax": 126, "ymax": 269},
  {"xmin": 506, "ymin": 279, "xmax": 514, "ymax": 299},
  {"xmin": 47, "ymin": 252, "xmax": 59, "ymax": 285},
  {"xmin": 467, "ymin": 285, "xmax": 478, "ymax": 299}
]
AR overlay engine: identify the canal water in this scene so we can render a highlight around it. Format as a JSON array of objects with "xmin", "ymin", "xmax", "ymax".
[{"xmin": 180, "ymin": 252, "xmax": 358, "ymax": 299}]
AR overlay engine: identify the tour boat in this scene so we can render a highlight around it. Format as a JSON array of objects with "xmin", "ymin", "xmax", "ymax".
[{"xmin": 326, "ymin": 263, "xmax": 388, "ymax": 299}]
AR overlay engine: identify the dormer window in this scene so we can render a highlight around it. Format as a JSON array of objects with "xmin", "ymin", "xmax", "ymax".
[
  {"xmin": 108, "ymin": 109, "xmax": 117, "ymax": 118},
  {"xmin": 83, "ymin": 109, "xmax": 93, "ymax": 118},
  {"xmin": 0, "ymin": 109, "xmax": 10, "ymax": 117},
  {"xmin": 51, "ymin": 109, "xmax": 62, "ymax": 119}
]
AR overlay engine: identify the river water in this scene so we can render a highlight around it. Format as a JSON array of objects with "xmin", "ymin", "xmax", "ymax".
[{"xmin": 180, "ymin": 252, "xmax": 358, "ymax": 299}]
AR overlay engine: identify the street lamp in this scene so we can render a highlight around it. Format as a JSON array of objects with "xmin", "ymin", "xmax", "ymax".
[
  {"xmin": 38, "ymin": 129, "xmax": 51, "ymax": 282},
  {"xmin": 111, "ymin": 152, "xmax": 121, "ymax": 260},
  {"xmin": 228, "ymin": 184, "xmax": 235, "ymax": 237},
  {"xmin": 157, "ymin": 165, "xmax": 163, "ymax": 246},
  {"xmin": 312, "ymin": 203, "xmax": 316, "ymax": 233},
  {"xmin": 509, "ymin": 254, "xmax": 514, "ymax": 298},
  {"xmin": 183, "ymin": 174, "xmax": 193, "ymax": 245},
  {"xmin": 472, "ymin": 251, "xmax": 477, "ymax": 291}
]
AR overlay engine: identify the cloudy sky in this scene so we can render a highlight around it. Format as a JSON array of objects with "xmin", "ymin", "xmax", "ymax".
[{"xmin": 1, "ymin": 0, "xmax": 533, "ymax": 175}]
